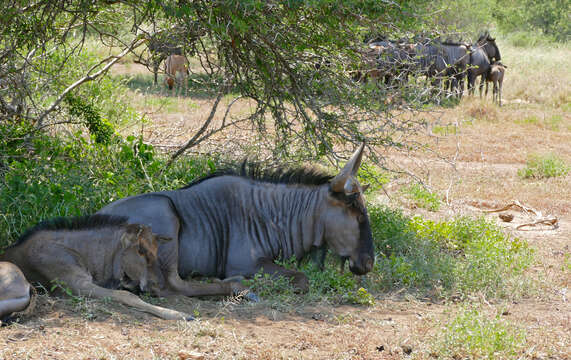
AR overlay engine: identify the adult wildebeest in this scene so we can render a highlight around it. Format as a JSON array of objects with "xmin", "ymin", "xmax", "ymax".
[
  {"xmin": 0, "ymin": 215, "xmax": 240, "ymax": 320},
  {"xmin": 0, "ymin": 261, "xmax": 32, "ymax": 323},
  {"xmin": 373, "ymin": 40, "xmax": 415, "ymax": 87},
  {"xmin": 98, "ymin": 144, "xmax": 375, "ymax": 292},
  {"xmin": 412, "ymin": 39, "xmax": 469, "ymax": 98},
  {"xmin": 485, "ymin": 61, "xmax": 507, "ymax": 106},
  {"xmin": 467, "ymin": 32, "xmax": 501, "ymax": 96}
]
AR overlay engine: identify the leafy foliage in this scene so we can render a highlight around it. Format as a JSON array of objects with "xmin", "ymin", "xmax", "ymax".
[
  {"xmin": 0, "ymin": 123, "xmax": 214, "ymax": 249},
  {"xmin": 401, "ymin": 183, "xmax": 441, "ymax": 211},
  {"xmin": 368, "ymin": 206, "xmax": 534, "ymax": 299},
  {"xmin": 64, "ymin": 94, "xmax": 114, "ymax": 144}
]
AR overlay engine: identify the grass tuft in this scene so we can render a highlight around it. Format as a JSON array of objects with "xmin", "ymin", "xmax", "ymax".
[
  {"xmin": 431, "ymin": 306, "xmax": 526, "ymax": 359},
  {"xmin": 401, "ymin": 183, "xmax": 441, "ymax": 211},
  {"xmin": 518, "ymin": 153, "xmax": 570, "ymax": 179}
]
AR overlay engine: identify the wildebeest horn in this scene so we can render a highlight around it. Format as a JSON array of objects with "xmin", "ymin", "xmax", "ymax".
[{"xmin": 330, "ymin": 143, "xmax": 365, "ymax": 193}]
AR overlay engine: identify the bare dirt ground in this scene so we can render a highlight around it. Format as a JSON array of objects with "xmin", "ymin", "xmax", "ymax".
[{"xmin": 2, "ymin": 55, "xmax": 570, "ymax": 359}]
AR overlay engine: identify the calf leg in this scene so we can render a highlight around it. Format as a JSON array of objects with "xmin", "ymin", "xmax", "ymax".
[
  {"xmin": 65, "ymin": 274, "xmax": 193, "ymax": 321},
  {"xmin": 498, "ymin": 79, "xmax": 503, "ymax": 107}
]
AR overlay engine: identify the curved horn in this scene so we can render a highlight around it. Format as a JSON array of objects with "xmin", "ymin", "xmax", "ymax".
[{"xmin": 330, "ymin": 143, "xmax": 365, "ymax": 193}]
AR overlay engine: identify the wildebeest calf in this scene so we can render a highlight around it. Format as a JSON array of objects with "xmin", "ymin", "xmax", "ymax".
[
  {"xmin": 0, "ymin": 261, "xmax": 32, "ymax": 323},
  {"xmin": 0, "ymin": 215, "xmax": 247, "ymax": 320},
  {"xmin": 485, "ymin": 61, "xmax": 507, "ymax": 106}
]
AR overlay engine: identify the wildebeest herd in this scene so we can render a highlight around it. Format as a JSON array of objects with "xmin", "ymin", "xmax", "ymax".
[
  {"xmin": 1, "ymin": 144, "xmax": 374, "ymax": 322},
  {"xmin": 356, "ymin": 32, "xmax": 506, "ymax": 105}
]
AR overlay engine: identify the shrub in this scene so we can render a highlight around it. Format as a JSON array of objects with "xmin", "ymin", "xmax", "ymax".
[
  {"xmin": 368, "ymin": 206, "xmax": 534, "ymax": 299},
  {"xmin": 431, "ymin": 306, "xmax": 526, "ymax": 359},
  {"xmin": 518, "ymin": 153, "xmax": 570, "ymax": 179},
  {"xmin": 401, "ymin": 183, "xmax": 441, "ymax": 211}
]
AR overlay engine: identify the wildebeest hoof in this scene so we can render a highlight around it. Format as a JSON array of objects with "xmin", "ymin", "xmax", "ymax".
[{"xmin": 184, "ymin": 315, "xmax": 195, "ymax": 321}]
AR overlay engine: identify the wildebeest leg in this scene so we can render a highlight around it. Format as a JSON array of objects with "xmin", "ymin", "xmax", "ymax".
[
  {"xmin": 256, "ymin": 258, "xmax": 309, "ymax": 293},
  {"xmin": 498, "ymin": 79, "xmax": 503, "ymax": 107},
  {"xmin": 485, "ymin": 79, "xmax": 489, "ymax": 98},
  {"xmin": 310, "ymin": 245, "xmax": 327, "ymax": 271},
  {"xmin": 61, "ymin": 272, "xmax": 193, "ymax": 321},
  {"xmin": 161, "ymin": 272, "xmax": 246, "ymax": 298},
  {"xmin": 479, "ymin": 74, "xmax": 485, "ymax": 98}
]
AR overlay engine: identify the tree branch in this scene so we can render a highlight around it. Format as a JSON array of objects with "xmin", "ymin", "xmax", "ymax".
[{"xmin": 36, "ymin": 36, "xmax": 147, "ymax": 127}]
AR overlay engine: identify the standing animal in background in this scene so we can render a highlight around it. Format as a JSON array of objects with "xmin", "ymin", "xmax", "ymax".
[
  {"xmin": 97, "ymin": 144, "xmax": 375, "ymax": 293},
  {"xmin": 485, "ymin": 61, "xmax": 507, "ymax": 106},
  {"xmin": 164, "ymin": 54, "xmax": 189, "ymax": 96},
  {"xmin": 147, "ymin": 37, "xmax": 184, "ymax": 86},
  {"xmin": 412, "ymin": 39, "xmax": 469, "ymax": 99},
  {"xmin": 467, "ymin": 32, "xmax": 501, "ymax": 96},
  {"xmin": 0, "ymin": 261, "xmax": 32, "ymax": 323},
  {"xmin": 0, "ymin": 215, "xmax": 196, "ymax": 321}
]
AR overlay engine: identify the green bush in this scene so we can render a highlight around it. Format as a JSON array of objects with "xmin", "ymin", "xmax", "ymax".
[
  {"xmin": 368, "ymin": 206, "xmax": 534, "ymax": 299},
  {"xmin": 401, "ymin": 183, "xmax": 441, "ymax": 211},
  {"xmin": 518, "ymin": 153, "xmax": 570, "ymax": 179},
  {"xmin": 431, "ymin": 306, "xmax": 526, "ymax": 359},
  {"xmin": 0, "ymin": 123, "xmax": 214, "ymax": 249}
]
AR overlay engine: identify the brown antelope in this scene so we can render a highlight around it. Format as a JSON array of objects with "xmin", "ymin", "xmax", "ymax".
[{"xmin": 164, "ymin": 54, "xmax": 189, "ymax": 96}]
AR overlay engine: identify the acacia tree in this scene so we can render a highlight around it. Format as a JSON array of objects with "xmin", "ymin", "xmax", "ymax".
[{"xmin": 1, "ymin": 0, "xmax": 435, "ymax": 168}]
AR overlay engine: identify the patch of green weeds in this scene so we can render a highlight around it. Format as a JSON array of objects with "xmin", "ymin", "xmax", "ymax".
[
  {"xmin": 514, "ymin": 115, "xmax": 539, "ymax": 126},
  {"xmin": 401, "ymin": 183, "xmax": 441, "ymax": 211},
  {"xmin": 431, "ymin": 124, "xmax": 457, "ymax": 135},
  {"xmin": 518, "ymin": 153, "xmax": 570, "ymax": 179},
  {"xmin": 245, "ymin": 272, "xmax": 298, "ymax": 305},
  {"xmin": 431, "ymin": 306, "xmax": 526, "ymax": 359},
  {"xmin": 368, "ymin": 206, "xmax": 534, "ymax": 299},
  {"xmin": 547, "ymin": 115, "xmax": 562, "ymax": 131}
]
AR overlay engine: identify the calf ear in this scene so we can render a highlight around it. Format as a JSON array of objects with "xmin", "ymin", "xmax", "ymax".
[{"xmin": 121, "ymin": 224, "xmax": 142, "ymax": 248}]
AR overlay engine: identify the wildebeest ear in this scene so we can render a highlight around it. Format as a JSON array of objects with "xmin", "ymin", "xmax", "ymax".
[{"xmin": 330, "ymin": 143, "xmax": 365, "ymax": 193}]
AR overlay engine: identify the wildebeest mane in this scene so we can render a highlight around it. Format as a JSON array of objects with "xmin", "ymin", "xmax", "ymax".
[
  {"xmin": 9, "ymin": 214, "xmax": 129, "ymax": 248},
  {"xmin": 181, "ymin": 161, "xmax": 334, "ymax": 189}
]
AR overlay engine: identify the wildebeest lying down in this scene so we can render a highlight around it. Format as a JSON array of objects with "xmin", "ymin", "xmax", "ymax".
[
  {"xmin": 0, "ymin": 261, "xmax": 33, "ymax": 323},
  {"xmin": 98, "ymin": 144, "xmax": 375, "ymax": 292},
  {"xmin": 0, "ymin": 215, "xmax": 245, "ymax": 320}
]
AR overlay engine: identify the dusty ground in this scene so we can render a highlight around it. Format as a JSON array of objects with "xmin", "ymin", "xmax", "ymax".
[{"xmin": 2, "ymin": 51, "xmax": 570, "ymax": 359}]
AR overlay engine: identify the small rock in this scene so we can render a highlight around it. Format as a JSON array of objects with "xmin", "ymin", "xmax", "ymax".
[
  {"xmin": 178, "ymin": 351, "xmax": 205, "ymax": 360},
  {"xmin": 499, "ymin": 213, "xmax": 514, "ymax": 222},
  {"xmin": 376, "ymin": 345, "xmax": 385, "ymax": 352}
]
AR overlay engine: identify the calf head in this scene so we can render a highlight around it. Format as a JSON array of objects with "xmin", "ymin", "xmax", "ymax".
[
  {"xmin": 321, "ymin": 144, "xmax": 375, "ymax": 275},
  {"xmin": 119, "ymin": 224, "xmax": 165, "ymax": 293}
]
